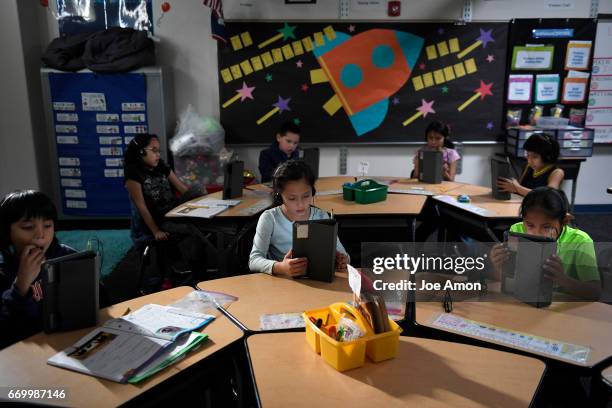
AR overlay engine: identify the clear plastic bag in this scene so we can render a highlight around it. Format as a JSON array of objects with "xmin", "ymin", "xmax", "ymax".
[
  {"xmin": 168, "ymin": 290, "xmax": 237, "ymax": 318},
  {"xmin": 170, "ymin": 105, "xmax": 225, "ymax": 157}
]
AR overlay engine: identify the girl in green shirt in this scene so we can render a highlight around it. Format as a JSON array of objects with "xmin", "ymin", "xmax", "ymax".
[{"xmin": 491, "ymin": 187, "xmax": 601, "ymax": 300}]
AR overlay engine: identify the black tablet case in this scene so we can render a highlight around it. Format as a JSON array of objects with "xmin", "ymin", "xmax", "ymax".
[
  {"xmin": 418, "ymin": 150, "xmax": 443, "ymax": 184},
  {"xmin": 292, "ymin": 219, "xmax": 337, "ymax": 282},
  {"xmin": 42, "ymin": 251, "xmax": 100, "ymax": 332},
  {"xmin": 491, "ymin": 157, "xmax": 512, "ymax": 201},
  {"xmin": 300, "ymin": 148, "xmax": 320, "ymax": 179},
  {"xmin": 223, "ymin": 160, "xmax": 244, "ymax": 199}
]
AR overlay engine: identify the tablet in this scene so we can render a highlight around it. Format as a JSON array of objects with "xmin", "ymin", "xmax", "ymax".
[
  {"xmin": 292, "ymin": 218, "xmax": 338, "ymax": 282},
  {"xmin": 418, "ymin": 150, "xmax": 443, "ymax": 184},
  {"xmin": 491, "ymin": 157, "xmax": 511, "ymax": 201}
]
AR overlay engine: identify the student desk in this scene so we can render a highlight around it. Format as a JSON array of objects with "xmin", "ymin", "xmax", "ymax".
[
  {"xmin": 247, "ymin": 332, "xmax": 545, "ymax": 408},
  {"xmin": 0, "ymin": 287, "xmax": 243, "ymax": 407},
  {"xmin": 166, "ymin": 189, "xmax": 273, "ymax": 275},
  {"xmin": 415, "ymin": 293, "xmax": 612, "ymax": 368},
  {"xmin": 197, "ymin": 273, "xmax": 353, "ymax": 332},
  {"xmin": 431, "ymin": 184, "xmax": 522, "ymax": 241}
]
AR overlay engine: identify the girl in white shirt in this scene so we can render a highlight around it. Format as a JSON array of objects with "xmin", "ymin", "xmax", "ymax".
[{"xmin": 249, "ymin": 160, "xmax": 349, "ymax": 277}]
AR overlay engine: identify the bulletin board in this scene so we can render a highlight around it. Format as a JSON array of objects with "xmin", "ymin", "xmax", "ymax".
[
  {"xmin": 218, "ymin": 22, "xmax": 509, "ymax": 144},
  {"xmin": 504, "ymin": 19, "xmax": 597, "ymax": 127},
  {"xmin": 586, "ymin": 17, "xmax": 612, "ymax": 143},
  {"xmin": 48, "ymin": 72, "xmax": 148, "ymax": 217}
]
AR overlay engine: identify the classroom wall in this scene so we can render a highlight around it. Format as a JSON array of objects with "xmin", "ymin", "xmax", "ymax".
[{"xmin": 3, "ymin": 0, "xmax": 611, "ymax": 204}]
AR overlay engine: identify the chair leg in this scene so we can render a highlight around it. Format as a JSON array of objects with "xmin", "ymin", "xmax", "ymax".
[{"xmin": 137, "ymin": 245, "xmax": 152, "ymax": 295}]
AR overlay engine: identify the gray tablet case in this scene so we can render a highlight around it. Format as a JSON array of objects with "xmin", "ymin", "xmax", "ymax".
[
  {"xmin": 42, "ymin": 251, "xmax": 100, "ymax": 333},
  {"xmin": 418, "ymin": 150, "xmax": 443, "ymax": 184},
  {"xmin": 502, "ymin": 232, "xmax": 555, "ymax": 308},
  {"xmin": 292, "ymin": 218, "xmax": 338, "ymax": 282},
  {"xmin": 491, "ymin": 157, "xmax": 511, "ymax": 201},
  {"xmin": 223, "ymin": 160, "xmax": 244, "ymax": 199},
  {"xmin": 300, "ymin": 148, "xmax": 319, "ymax": 179}
]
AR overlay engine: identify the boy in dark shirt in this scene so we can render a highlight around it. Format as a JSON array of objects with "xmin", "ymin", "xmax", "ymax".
[{"xmin": 258, "ymin": 121, "xmax": 301, "ymax": 183}]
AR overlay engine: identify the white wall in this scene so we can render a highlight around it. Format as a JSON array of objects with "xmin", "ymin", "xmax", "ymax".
[{"xmin": 3, "ymin": 0, "xmax": 612, "ymax": 204}]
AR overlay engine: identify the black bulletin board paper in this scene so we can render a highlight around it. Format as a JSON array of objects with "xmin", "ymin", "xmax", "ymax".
[
  {"xmin": 218, "ymin": 22, "xmax": 508, "ymax": 145},
  {"xmin": 504, "ymin": 19, "xmax": 597, "ymax": 126}
]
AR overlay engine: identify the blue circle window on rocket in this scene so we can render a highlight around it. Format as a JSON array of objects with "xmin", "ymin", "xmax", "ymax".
[
  {"xmin": 340, "ymin": 64, "xmax": 364, "ymax": 89},
  {"xmin": 372, "ymin": 45, "xmax": 395, "ymax": 69}
]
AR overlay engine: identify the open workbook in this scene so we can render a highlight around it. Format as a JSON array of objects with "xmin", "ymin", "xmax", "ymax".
[{"xmin": 48, "ymin": 304, "xmax": 214, "ymax": 383}]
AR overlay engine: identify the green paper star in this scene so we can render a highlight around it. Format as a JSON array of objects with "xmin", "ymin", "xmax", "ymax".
[
  {"xmin": 265, "ymin": 74, "xmax": 273, "ymax": 82},
  {"xmin": 293, "ymin": 118, "xmax": 301, "ymax": 125},
  {"xmin": 441, "ymin": 85, "xmax": 449, "ymax": 94},
  {"xmin": 278, "ymin": 23, "xmax": 297, "ymax": 41}
]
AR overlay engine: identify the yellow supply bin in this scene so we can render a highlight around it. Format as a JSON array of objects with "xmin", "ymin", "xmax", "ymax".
[{"xmin": 303, "ymin": 302, "xmax": 401, "ymax": 372}]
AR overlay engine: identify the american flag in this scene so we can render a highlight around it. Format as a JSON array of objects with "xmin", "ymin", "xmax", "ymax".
[{"xmin": 203, "ymin": 0, "xmax": 227, "ymax": 45}]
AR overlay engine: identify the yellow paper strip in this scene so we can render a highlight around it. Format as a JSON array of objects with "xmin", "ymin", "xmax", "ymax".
[
  {"xmin": 449, "ymin": 38, "xmax": 460, "ymax": 53},
  {"xmin": 323, "ymin": 25, "xmax": 336, "ymax": 41},
  {"xmin": 230, "ymin": 64, "xmax": 242, "ymax": 79},
  {"xmin": 281, "ymin": 44, "xmax": 295, "ymax": 59},
  {"xmin": 437, "ymin": 41, "xmax": 449, "ymax": 57},
  {"xmin": 443, "ymin": 66, "xmax": 456, "ymax": 81},
  {"xmin": 302, "ymin": 37, "xmax": 314, "ymax": 52},
  {"xmin": 240, "ymin": 32, "xmax": 253, "ymax": 47},
  {"xmin": 314, "ymin": 32, "xmax": 325, "ymax": 46},
  {"xmin": 426, "ymin": 45, "xmax": 438, "ymax": 60},
  {"xmin": 403, "ymin": 111, "xmax": 423, "ymax": 127},
  {"xmin": 222, "ymin": 93, "xmax": 241, "ymax": 109},
  {"xmin": 271, "ymin": 48, "xmax": 284, "ymax": 63},
  {"xmin": 323, "ymin": 94, "xmax": 342, "ymax": 116},
  {"xmin": 220, "ymin": 69, "xmax": 233, "ymax": 83},
  {"xmin": 458, "ymin": 92, "xmax": 481, "ymax": 112},
  {"xmin": 412, "ymin": 76, "xmax": 424, "ymax": 91},
  {"xmin": 423, "ymin": 72, "xmax": 434, "ymax": 87},
  {"xmin": 464, "ymin": 58, "xmax": 477, "ymax": 74},
  {"xmin": 292, "ymin": 40, "xmax": 304, "ymax": 56},
  {"xmin": 457, "ymin": 40, "xmax": 482, "ymax": 59},
  {"xmin": 261, "ymin": 52, "xmax": 274, "ymax": 67},
  {"xmin": 256, "ymin": 107, "xmax": 280, "ymax": 125},
  {"xmin": 454, "ymin": 62, "xmax": 466, "ymax": 78},
  {"xmin": 230, "ymin": 35, "xmax": 243, "ymax": 51},
  {"xmin": 250, "ymin": 56, "xmax": 264, "ymax": 71},
  {"xmin": 259, "ymin": 33, "xmax": 283, "ymax": 49},
  {"xmin": 310, "ymin": 69, "xmax": 329, "ymax": 84},
  {"xmin": 433, "ymin": 69, "xmax": 446, "ymax": 85},
  {"xmin": 240, "ymin": 60, "xmax": 254, "ymax": 76}
]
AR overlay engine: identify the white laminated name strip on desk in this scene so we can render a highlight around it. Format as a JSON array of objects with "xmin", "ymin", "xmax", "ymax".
[
  {"xmin": 388, "ymin": 187, "xmax": 435, "ymax": 196},
  {"xmin": 431, "ymin": 313, "xmax": 590, "ymax": 364},
  {"xmin": 192, "ymin": 198, "xmax": 242, "ymax": 207},
  {"xmin": 317, "ymin": 189, "xmax": 343, "ymax": 196},
  {"xmin": 433, "ymin": 195, "xmax": 493, "ymax": 216},
  {"xmin": 239, "ymin": 197, "xmax": 273, "ymax": 215}
]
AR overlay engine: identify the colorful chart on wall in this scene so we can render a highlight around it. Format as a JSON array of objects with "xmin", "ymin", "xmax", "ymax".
[{"xmin": 218, "ymin": 22, "xmax": 508, "ymax": 144}]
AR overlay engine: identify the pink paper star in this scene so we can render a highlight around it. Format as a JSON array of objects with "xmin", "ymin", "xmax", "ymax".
[
  {"xmin": 296, "ymin": 60, "xmax": 303, "ymax": 68},
  {"xmin": 486, "ymin": 54, "xmax": 495, "ymax": 63},
  {"xmin": 236, "ymin": 82, "xmax": 255, "ymax": 101},
  {"xmin": 348, "ymin": 25, "xmax": 356, "ymax": 32},
  {"xmin": 417, "ymin": 99, "xmax": 435, "ymax": 117},
  {"xmin": 475, "ymin": 81, "xmax": 494, "ymax": 100},
  {"xmin": 301, "ymin": 83, "xmax": 309, "ymax": 92},
  {"xmin": 419, "ymin": 63, "xmax": 426, "ymax": 70}
]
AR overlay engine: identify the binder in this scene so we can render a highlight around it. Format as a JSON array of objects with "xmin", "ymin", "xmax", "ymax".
[
  {"xmin": 491, "ymin": 157, "xmax": 512, "ymax": 200},
  {"xmin": 292, "ymin": 218, "xmax": 338, "ymax": 282},
  {"xmin": 42, "ymin": 251, "xmax": 100, "ymax": 333},
  {"xmin": 418, "ymin": 150, "xmax": 443, "ymax": 184}
]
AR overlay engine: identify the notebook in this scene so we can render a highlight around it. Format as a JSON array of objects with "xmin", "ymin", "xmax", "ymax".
[
  {"xmin": 418, "ymin": 150, "xmax": 443, "ymax": 184},
  {"xmin": 292, "ymin": 218, "xmax": 338, "ymax": 282},
  {"xmin": 48, "ymin": 304, "xmax": 214, "ymax": 383}
]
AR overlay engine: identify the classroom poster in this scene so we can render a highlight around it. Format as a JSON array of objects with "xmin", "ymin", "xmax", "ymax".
[
  {"xmin": 564, "ymin": 40, "xmax": 592, "ymax": 70},
  {"xmin": 219, "ymin": 22, "xmax": 509, "ymax": 144},
  {"xmin": 562, "ymin": 76, "xmax": 588, "ymax": 103},
  {"xmin": 587, "ymin": 21, "xmax": 612, "ymax": 143},
  {"xmin": 507, "ymin": 74, "xmax": 533, "ymax": 103},
  {"xmin": 535, "ymin": 74, "xmax": 560, "ymax": 104},
  {"xmin": 512, "ymin": 46, "xmax": 554, "ymax": 70}
]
